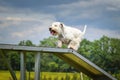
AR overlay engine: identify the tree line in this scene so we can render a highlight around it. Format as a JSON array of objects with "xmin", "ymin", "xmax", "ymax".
[{"xmin": 0, "ymin": 36, "xmax": 120, "ymax": 74}]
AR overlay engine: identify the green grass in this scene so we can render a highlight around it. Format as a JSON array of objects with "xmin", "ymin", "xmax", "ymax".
[
  {"xmin": 0, "ymin": 70, "xmax": 91, "ymax": 80},
  {"xmin": 0, "ymin": 71, "xmax": 11, "ymax": 80}
]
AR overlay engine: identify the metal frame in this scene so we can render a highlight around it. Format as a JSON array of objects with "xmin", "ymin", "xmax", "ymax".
[
  {"xmin": 20, "ymin": 51, "xmax": 26, "ymax": 80},
  {"xmin": 35, "ymin": 52, "xmax": 41, "ymax": 80},
  {"xmin": 0, "ymin": 44, "xmax": 117, "ymax": 80}
]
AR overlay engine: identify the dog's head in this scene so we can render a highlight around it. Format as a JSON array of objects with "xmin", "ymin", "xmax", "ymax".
[{"xmin": 49, "ymin": 22, "xmax": 64, "ymax": 36}]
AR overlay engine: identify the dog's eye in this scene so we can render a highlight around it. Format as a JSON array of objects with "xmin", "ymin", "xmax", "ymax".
[{"xmin": 54, "ymin": 25, "xmax": 57, "ymax": 27}]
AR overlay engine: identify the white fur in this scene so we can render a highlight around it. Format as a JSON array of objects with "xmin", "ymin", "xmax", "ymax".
[{"xmin": 49, "ymin": 22, "xmax": 87, "ymax": 51}]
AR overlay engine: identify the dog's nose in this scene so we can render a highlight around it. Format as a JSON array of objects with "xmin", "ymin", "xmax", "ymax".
[{"xmin": 49, "ymin": 28, "xmax": 52, "ymax": 31}]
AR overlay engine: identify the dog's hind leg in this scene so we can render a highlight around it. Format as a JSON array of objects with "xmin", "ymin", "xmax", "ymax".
[{"xmin": 68, "ymin": 38, "xmax": 80, "ymax": 51}]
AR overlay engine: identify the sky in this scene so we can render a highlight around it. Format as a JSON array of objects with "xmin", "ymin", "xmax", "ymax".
[{"xmin": 0, "ymin": 0, "xmax": 120, "ymax": 45}]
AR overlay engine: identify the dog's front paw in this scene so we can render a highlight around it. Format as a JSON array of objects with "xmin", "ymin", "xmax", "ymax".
[
  {"xmin": 56, "ymin": 40, "xmax": 62, "ymax": 48},
  {"xmin": 68, "ymin": 45, "xmax": 78, "ymax": 51}
]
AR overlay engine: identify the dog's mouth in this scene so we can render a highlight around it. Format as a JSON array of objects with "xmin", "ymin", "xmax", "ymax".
[{"xmin": 49, "ymin": 28, "xmax": 57, "ymax": 35}]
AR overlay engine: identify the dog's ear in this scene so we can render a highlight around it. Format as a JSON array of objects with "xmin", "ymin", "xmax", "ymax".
[
  {"xmin": 60, "ymin": 23, "xmax": 64, "ymax": 31},
  {"xmin": 60, "ymin": 23, "xmax": 63, "ymax": 28}
]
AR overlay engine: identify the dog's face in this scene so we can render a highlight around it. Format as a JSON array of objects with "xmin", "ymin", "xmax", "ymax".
[{"xmin": 49, "ymin": 22, "xmax": 63, "ymax": 36}]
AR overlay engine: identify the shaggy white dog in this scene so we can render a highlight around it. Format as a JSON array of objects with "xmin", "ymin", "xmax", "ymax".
[{"xmin": 49, "ymin": 22, "xmax": 87, "ymax": 51}]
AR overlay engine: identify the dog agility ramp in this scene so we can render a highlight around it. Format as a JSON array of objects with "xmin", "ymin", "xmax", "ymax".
[
  {"xmin": 53, "ymin": 52, "xmax": 117, "ymax": 80},
  {"xmin": 0, "ymin": 44, "xmax": 117, "ymax": 80}
]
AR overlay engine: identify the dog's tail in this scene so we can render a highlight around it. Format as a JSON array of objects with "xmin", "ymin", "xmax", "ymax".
[{"xmin": 82, "ymin": 25, "xmax": 87, "ymax": 35}]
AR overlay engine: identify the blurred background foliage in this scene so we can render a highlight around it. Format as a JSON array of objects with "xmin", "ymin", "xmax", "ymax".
[{"xmin": 0, "ymin": 36, "xmax": 120, "ymax": 75}]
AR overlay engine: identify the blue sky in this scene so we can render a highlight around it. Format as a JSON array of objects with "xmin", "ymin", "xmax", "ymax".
[{"xmin": 0, "ymin": 0, "xmax": 120, "ymax": 45}]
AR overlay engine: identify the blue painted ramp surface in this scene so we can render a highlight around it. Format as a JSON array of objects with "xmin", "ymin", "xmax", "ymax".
[{"xmin": 0, "ymin": 44, "xmax": 117, "ymax": 80}]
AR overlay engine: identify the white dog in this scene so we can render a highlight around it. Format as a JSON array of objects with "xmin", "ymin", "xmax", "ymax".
[{"xmin": 49, "ymin": 22, "xmax": 87, "ymax": 51}]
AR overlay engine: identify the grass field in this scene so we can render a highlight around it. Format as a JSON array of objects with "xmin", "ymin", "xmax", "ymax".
[{"xmin": 0, "ymin": 70, "xmax": 92, "ymax": 80}]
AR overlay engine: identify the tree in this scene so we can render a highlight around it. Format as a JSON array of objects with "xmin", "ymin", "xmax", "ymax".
[
  {"xmin": 39, "ymin": 37, "xmax": 72, "ymax": 72},
  {"xmin": 39, "ymin": 37, "xmax": 57, "ymax": 47},
  {"xmin": 48, "ymin": 62, "xmax": 58, "ymax": 71},
  {"xmin": 9, "ymin": 51, "xmax": 20, "ymax": 70},
  {"xmin": 18, "ymin": 40, "xmax": 35, "ymax": 71},
  {"xmin": 19, "ymin": 40, "xmax": 35, "ymax": 46},
  {"xmin": 82, "ymin": 36, "xmax": 120, "ymax": 74},
  {"xmin": 78, "ymin": 39, "xmax": 93, "ymax": 58},
  {"xmin": 0, "ymin": 36, "xmax": 119, "ymax": 74}
]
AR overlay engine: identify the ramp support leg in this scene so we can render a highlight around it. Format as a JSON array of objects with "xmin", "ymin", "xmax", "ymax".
[
  {"xmin": 0, "ymin": 50, "xmax": 17, "ymax": 80},
  {"xmin": 20, "ymin": 51, "xmax": 26, "ymax": 80},
  {"xmin": 35, "ymin": 52, "xmax": 41, "ymax": 80}
]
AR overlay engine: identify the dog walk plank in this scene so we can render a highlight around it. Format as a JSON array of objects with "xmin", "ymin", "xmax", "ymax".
[{"xmin": 0, "ymin": 44, "xmax": 117, "ymax": 80}]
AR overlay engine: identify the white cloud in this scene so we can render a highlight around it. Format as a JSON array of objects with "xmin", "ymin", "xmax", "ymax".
[
  {"xmin": 85, "ymin": 26, "xmax": 120, "ymax": 41},
  {"xmin": 0, "ymin": 5, "xmax": 56, "ymax": 44},
  {"xmin": 50, "ymin": 0, "xmax": 120, "ymax": 20},
  {"xmin": 11, "ymin": 24, "xmax": 50, "ymax": 38},
  {"xmin": 105, "ymin": 0, "xmax": 120, "ymax": 11}
]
